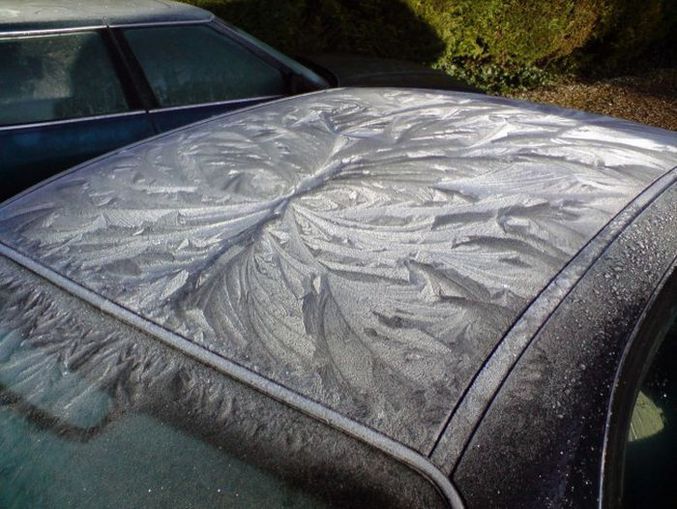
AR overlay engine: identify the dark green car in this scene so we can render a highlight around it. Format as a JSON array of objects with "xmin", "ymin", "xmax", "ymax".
[
  {"xmin": 0, "ymin": 0, "xmax": 477, "ymax": 202},
  {"xmin": 0, "ymin": 0, "xmax": 330, "ymax": 201}
]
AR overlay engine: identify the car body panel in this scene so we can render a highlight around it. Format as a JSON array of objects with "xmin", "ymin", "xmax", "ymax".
[
  {"xmin": 146, "ymin": 96, "xmax": 284, "ymax": 133},
  {"xmin": 1, "ymin": 88, "xmax": 675, "ymax": 456},
  {"xmin": 453, "ymin": 179, "xmax": 677, "ymax": 507},
  {"xmin": 0, "ymin": 112, "xmax": 155, "ymax": 201}
]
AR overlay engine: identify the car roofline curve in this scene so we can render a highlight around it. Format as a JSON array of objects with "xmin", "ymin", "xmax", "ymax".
[
  {"xmin": 0, "ymin": 0, "xmax": 214, "ymax": 35},
  {"xmin": 0, "ymin": 17, "xmax": 214, "ymax": 38}
]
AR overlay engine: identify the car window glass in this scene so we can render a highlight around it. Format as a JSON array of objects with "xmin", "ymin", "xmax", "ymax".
[
  {"xmin": 0, "ymin": 32, "xmax": 129, "ymax": 126},
  {"xmin": 623, "ymin": 312, "xmax": 677, "ymax": 507},
  {"xmin": 123, "ymin": 25, "xmax": 288, "ymax": 108}
]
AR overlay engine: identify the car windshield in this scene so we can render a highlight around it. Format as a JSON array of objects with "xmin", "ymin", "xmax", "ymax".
[{"xmin": 0, "ymin": 407, "xmax": 323, "ymax": 508}]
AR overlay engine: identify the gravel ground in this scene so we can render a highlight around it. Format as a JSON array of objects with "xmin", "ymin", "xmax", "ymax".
[{"xmin": 509, "ymin": 68, "xmax": 677, "ymax": 131}]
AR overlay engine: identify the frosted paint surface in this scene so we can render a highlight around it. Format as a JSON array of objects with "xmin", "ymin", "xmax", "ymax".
[
  {"xmin": 1, "ymin": 88, "xmax": 676, "ymax": 452},
  {"xmin": 0, "ymin": 258, "xmax": 446, "ymax": 508}
]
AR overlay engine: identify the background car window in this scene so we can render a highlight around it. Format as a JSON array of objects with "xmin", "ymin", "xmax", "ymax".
[
  {"xmin": 623, "ymin": 312, "xmax": 677, "ymax": 507},
  {"xmin": 123, "ymin": 25, "xmax": 288, "ymax": 108},
  {"xmin": 0, "ymin": 32, "xmax": 129, "ymax": 126}
]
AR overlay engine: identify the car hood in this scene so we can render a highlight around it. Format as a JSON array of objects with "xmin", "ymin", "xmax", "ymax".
[
  {"xmin": 300, "ymin": 53, "xmax": 479, "ymax": 92},
  {"xmin": 1, "ymin": 88, "xmax": 676, "ymax": 455}
]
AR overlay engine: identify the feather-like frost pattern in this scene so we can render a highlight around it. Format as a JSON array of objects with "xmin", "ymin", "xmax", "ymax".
[{"xmin": 1, "ymin": 88, "xmax": 676, "ymax": 451}]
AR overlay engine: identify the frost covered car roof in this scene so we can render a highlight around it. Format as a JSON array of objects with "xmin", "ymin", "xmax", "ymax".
[{"xmin": 1, "ymin": 88, "xmax": 676, "ymax": 456}]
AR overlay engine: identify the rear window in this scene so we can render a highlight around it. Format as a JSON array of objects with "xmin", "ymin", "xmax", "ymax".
[
  {"xmin": 0, "ymin": 32, "xmax": 130, "ymax": 126},
  {"xmin": 0, "ymin": 299, "xmax": 326, "ymax": 508},
  {"xmin": 0, "ymin": 256, "xmax": 447, "ymax": 509}
]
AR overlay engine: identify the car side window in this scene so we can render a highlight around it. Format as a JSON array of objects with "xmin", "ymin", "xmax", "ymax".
[
  {"xmin": 623, "ymin": 311, "xmax": 677, "ymax": 507},
  {"xmin": 123, "ymin": 25, "xmax": 288, "ymax": 108},
  {"xmin": 0, "ymin": 32, "xmax": 130, "ymax": 126}
]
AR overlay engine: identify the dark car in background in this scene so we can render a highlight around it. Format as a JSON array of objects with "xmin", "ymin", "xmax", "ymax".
[
  {"xmin": 0, "ymin": 87, "xmax": 675, "ymax": 507},
  {"xmin": 0, "ymin": 0, "xmax": 327, "ymax": 200},
  {"xmin": 297, "ymin": 53, "xmax": 476, "ymax": 90},
  {"xmin": 0, "ymin": 0, "xmax": 475, "ymax": 201}
]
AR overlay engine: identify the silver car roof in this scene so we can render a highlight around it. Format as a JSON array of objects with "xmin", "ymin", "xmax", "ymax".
[
  {"xmin": 0, "ymin": 0, "xmax": 212, "ymax": 33},
  {"xmin": 1, "ymin": 88, "xmax": 676, "ymax": 455}
]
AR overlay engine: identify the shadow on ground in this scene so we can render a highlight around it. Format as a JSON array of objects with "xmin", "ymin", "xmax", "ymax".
[{"xmin": 193, "ymin": 0, "xmax": 445, "ymax": 63}]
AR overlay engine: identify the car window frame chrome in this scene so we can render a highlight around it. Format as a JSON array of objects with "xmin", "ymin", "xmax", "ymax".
[
  {"xmin": 212, "ymin": 18, "xmax": 330, "ymax": 90},
  {"xmin": 145, "ymin": 94, "xmax": 286, "ymax": 114},
  {"xmin": 0, "ymin": 110, "xmax": 150, "ymax": 132},
  {"xmin": 209, "ymin": 18, "xmax": 311, "ymax": 78},
  {"xmin": 0, "ymin": 25, "xmax": 106, "ymax": 37},
  {"xmin": 106, "ymin": 18, "xmax": 215, "ymax": 30}
]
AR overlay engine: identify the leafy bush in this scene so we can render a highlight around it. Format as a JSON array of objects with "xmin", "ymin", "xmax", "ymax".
[
  {"xmin": 186, "ymin": 0, "xmax": 676, "ymax": 91},
  {"xmin": 576, "ymin": 0, "xmax": 677, "ymax": 74}
]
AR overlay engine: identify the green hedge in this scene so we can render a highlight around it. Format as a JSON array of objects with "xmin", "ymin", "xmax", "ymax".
[{"xmin": 186, "ymin": 0, "xmax": 676, "ymax": 91}]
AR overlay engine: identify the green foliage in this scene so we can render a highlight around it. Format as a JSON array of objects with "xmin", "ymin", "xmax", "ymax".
[
  {"xmin": 188, "ymin": 0, "xmax": 446, "ymax": 62},
  {"xmin": 575, "ymin": 0, "xmax": 677, "ymax": 74},
  {"xmin": 439, "ymin": 60, "xmax": 554, "ymax": 94},
  {"xmin": 185, "ymin": 0, "xmax": 676, "ymax": 91}
]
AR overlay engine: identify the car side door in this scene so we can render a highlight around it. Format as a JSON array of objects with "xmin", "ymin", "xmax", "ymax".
[
  {"xmin": 0, "ymin": 30, "xmax": 156, "ymax": 201},
  {"xmin": 114, "ymin": 23, "xmax": 294, "ymax": 133}
]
